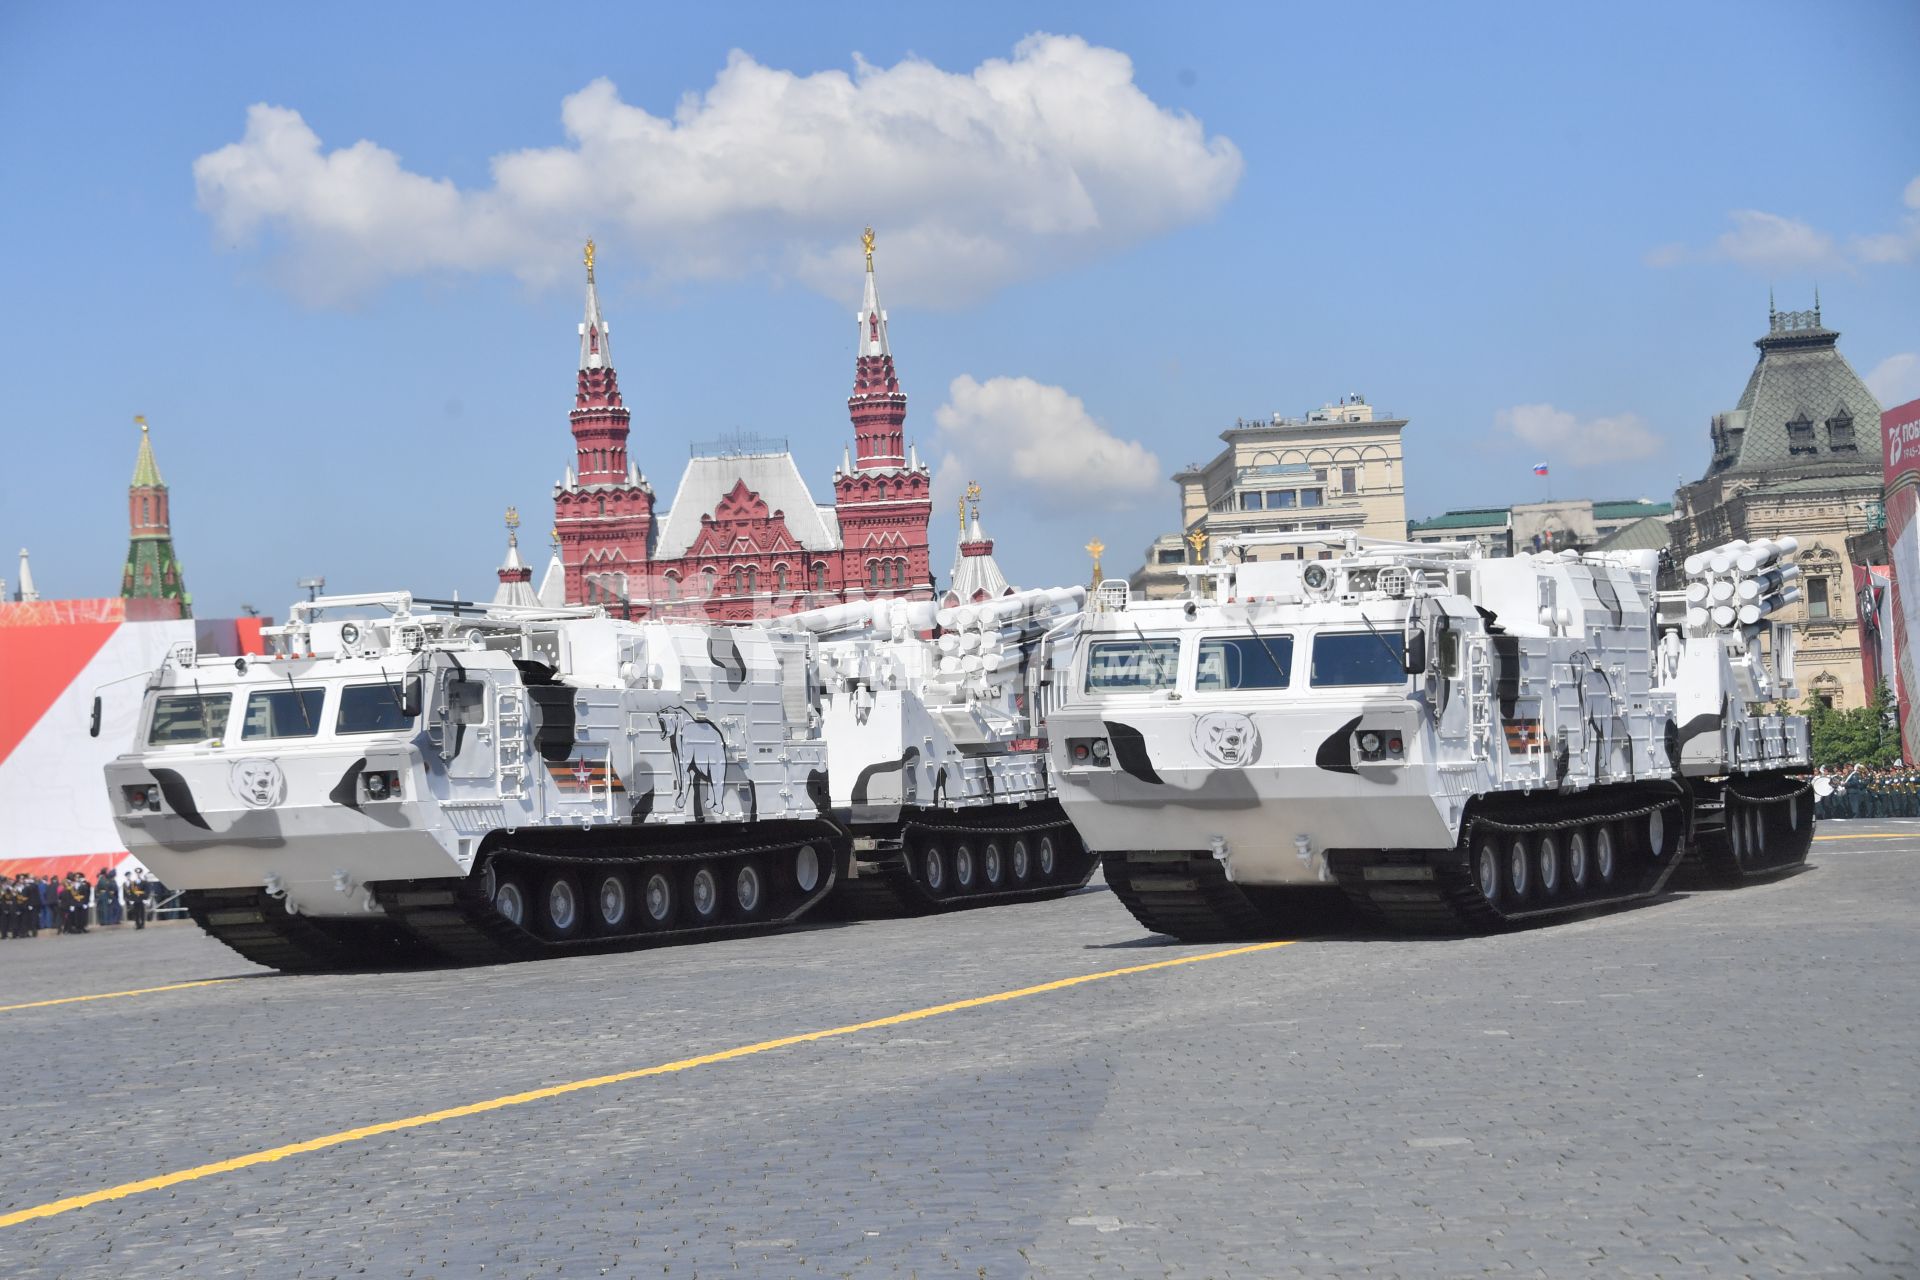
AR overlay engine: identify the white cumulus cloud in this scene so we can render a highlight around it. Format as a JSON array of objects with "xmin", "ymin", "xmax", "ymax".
[
  {"xmin": 1648, "ymin": 175, "xmax": 1920, "ymax": 272},
  {"xmin": 1867, "ymin": 353, "xmax": 1920, "ymax": 408},
  {"xmin": 193, "ymin": 35, "xmax": 1243, "ymax": 306},
  {"xmin": 1496, "ymin": 403, "xmax": 1664, "ymax": 468},
  {"xmin": 932, "ymin": 375, "xmax": 1162, "ymax": 511}
]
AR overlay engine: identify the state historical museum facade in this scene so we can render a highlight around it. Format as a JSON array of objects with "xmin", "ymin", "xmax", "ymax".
[{"xmin": 553, "ymin": 236, "xmax": 933, "ymax": 621}]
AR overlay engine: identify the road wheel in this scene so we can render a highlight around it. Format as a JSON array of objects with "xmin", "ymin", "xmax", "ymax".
[
  {"xmin": 1037, "ymin": 834, "xmax": 1058, "ymax": 879},
  {"xmin": 1594, "ymin": 825, "xmax": 1617, "ymax": 886},
  {"xmin": 639, "ymin": 870, "xmax": 675, "ymax": 930},
  {"xmin": 1010, "ymin": 838, "xmax": 1033, "ymax": 885},
  {"xmin": 1645, "ymin": 807, "xmax": 1671, "ymax": 860},
  {"xmin": 593, "ymin": 872, "xmax": 630, "ymax": 933},
  {"xmin": 1728, "ymin": 802, "xmax": 1748, "ymax": 866},
  {"xmin": 685, "ymin": 864, "xmax": 722, "ymax": 926},
  {"xmin": 492, "ymin": 869, "xmax": 530, "ymax": 929},
  {"xmin": 1566, "ymin": 829, "xmax": 1590, "ymax": 893},
  {"xmin": 540, "ymin": 871, "xmax": 584, "ymax": 940},
  {"xmin": 952, "ymin": 840, "xmax": 977, "ymax": 893},
  {"xmin": 1537, "ymin": 833, "xmax": 1562, "ymax": 899},
  {"xmin": 733, "ymin": 860, "xmax": 766, "ymax": 919},
  {"xmin": 1750, "ymin": 806, "xmax": 1766, "ymax": 858},
  {"xmin": 917, "ymin": 838, "xmax": 947, "ymax": 896},
  {"xmin": 1505, "ymin": 836, "xmax": 1530, "ymax": 902},
  {"xmin": 792, "ymin": 844, "xmax": 823, "ymax": 896},
  {"xmin": 982, "ymin": 840, "xmax": 1005, "ymax": 889},
  {"xmin": 1473, "ymin": 837, "xmax": 1502, "ymax": 908}
]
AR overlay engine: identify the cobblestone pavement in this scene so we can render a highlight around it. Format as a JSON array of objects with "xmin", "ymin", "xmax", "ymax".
[{"xmin": 1, "ymin": 823, "xmax": 1914, "ymax": 1278}]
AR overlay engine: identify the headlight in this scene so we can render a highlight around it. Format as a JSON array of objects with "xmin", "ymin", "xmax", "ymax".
[
  {"xmin": 340, "ymin": 622, "xmax": 360, "ymax": 646},
  {"xmin": 1358, "ymin": 731, "xmax": 1381, "ymax": 755},
  {"xmin": 1090, "ymin": 738, "xmax": 1111, "ymax": 765},
  {"xmin": 362, "ymin": 770, "xmax": 400, "ymax": 800},
  {"xmin": 124, "ymin": 784, "xmax": 162, "ymax": 812}
]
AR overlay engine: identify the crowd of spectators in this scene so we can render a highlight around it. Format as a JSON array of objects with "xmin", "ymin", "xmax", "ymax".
[{"xmin": 0, "ymin": 867, "xmax": 167, "ymax": 939}]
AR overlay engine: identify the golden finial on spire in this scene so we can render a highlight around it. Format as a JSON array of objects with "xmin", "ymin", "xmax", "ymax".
[
  {"xmin": 862, "ymin": 226, "xmax": 876, "ymax": 271},
  {"xmin": 1086, "ymin": 538, "xmax": 1106, "ymax": 584},
  {"xmin": 957, "ymin": 496, "xmax": 967, "ymax": 527},
  {"xmin": 584, "ymin": 238, "xmax": 596, "ymax": 280},
  {"xmin": 965, "ymin": 480, "xmax": 982, "ymax": 508},
  {"xmin": 550, "ymin": 526, "xmax": 561, "ymax": 548},
  {"xmin": 135, "ymin": 414, "xmax": 148, "ymax": 434},
  {"xmin": 505, "ymin": 506, "xmax": 520, "ymax": 530},
  {"xmin": 1185, "ymin": 528, "xmax": 1209, "ymax": 561}
]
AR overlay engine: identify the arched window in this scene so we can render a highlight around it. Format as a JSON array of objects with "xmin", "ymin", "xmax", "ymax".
[
  {"xmin": 664, "ymin": 573, "xmax": 680, "ymax": 602},
  {"xmin": 140, "ymin": 496, "xmax": 150, "ymax": 525},
  {"xmin": 812, "ymin": 561, "xmax": 828, "ymax": 591},
  {"xmin": 877, "ymin": 480, "xmax": 888, "ymax": 500},
  {"xmin": 868, "ymin": 560, "xmax": 881, "ymax": 589},
  {"xmin": 598, "ymin": 497, "xmax": 607, "ymax": 517},
  {"xmin": 774, "ymin": 563, "xmax": 789, "ymax": 594}
]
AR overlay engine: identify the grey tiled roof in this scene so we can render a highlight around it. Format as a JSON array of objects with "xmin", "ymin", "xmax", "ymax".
[
  {"xmin": 1708, "ymin": 312, "xmax": 1884, "ymax": 478},
  {"xmin": 1591, "ymin": 515, "xmax": 1672, "ymax": 553}
]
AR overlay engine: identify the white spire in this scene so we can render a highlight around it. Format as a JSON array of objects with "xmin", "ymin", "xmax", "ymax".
[
  {"xmin": 841, "ymin": 445, "xmax": 853, "ymax": 475},
  {"xmin": 909, "ymin": 442, "xmax": 921, "ymax": 470},
  {"xmin": 16, "ymin": 548, "xmax": 39, "ymax": 602},
  {"xmin": 578, "ymin": 239, "xmax": 612, "ymax": 371},
  {"xmin": 538, "ymin": 528, "xmax": 567, "ymax": 608},
  {"xmin": 855, "ymin": 229, "xmax": 891, "ymax": 360}
]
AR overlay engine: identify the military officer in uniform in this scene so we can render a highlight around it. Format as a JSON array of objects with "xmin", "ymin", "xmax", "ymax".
[
  {"xmin": 94, "ymin": 867, "xmax": 119, "ymax": 926},
  {"xmin": 0, "ymin": 878, "xmax": 19, "ymax": 938},
  {"xmin": 125, "ymin": 873, "xmax": 150, "ymax": 930}
]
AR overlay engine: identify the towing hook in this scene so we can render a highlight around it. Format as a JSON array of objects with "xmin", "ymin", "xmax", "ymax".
[{"xmin": 262, "ymin": 873, "xmax": 286, "ymax": 900}]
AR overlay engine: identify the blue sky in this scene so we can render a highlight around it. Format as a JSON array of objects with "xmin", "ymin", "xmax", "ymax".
[{"xmin": 1, "ymin": 1, "xmax": 1915, "ymax": 616}]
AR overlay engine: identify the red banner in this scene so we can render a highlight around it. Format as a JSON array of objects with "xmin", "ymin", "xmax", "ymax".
[{"xmin": 1882, "ymin": 398, "xmax": 1920, "ymax": 761}]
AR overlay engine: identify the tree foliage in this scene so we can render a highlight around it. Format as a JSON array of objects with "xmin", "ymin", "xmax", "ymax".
[{"xmin": 1805, "ymin": 679, "xmax": 1902, "ymax": 768}]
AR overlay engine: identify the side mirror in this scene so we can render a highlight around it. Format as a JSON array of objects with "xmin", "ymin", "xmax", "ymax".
[
  {"xmin": 89, "ymin": 696, "xmax": 102, "ymax": 739},
  {"xmin": 1403, "ymin": 632, "xmax": 1427, "ymax": 676},
  {"xmin": 401, "ymin": 675, "xmax": 423, "ymax": 719}
]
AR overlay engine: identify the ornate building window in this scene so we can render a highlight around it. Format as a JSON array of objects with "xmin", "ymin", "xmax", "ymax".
[
  {"xmin": 1807, "ymin": 576, "xmax": 1830, "ymax": 620},
  {"xmin": 1341, "ymin": 466, "xmax": 1358, "ymax": 494},
  {"xmin": 868, "ymin": 559, "xmax": 881, "ymax": 589},
  {"xmin": 733, "ymin": 566, "xmax": 757, "ymax": 596},
  {"xmin": 664, "ymin": 573, "xmax": 680, "ymax": 602},
  {"xmin": 812, "ymin": 561, "xmax": 828, "ymax": 592},
  {"xmin": 1827, "ymin": 413, "xmax": 1856, "ymax": 453},
  {"xmin": 774, "ymin": 563, "xmax": 789, "ymax": 594},
  {"xmin": 1786, "ymin": 415, "xmax": 1817, "ymax": 455}
]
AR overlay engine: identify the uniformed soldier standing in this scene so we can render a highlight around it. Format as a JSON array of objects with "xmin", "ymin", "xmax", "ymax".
[
  {"xmin": 125, "ymin": 874, "xmax": 149, "ymax": 930},
  {"xmin": 21, "ymin": 875, "xmax": 41, "ymax": 938},
  {"xmin": 1, "ymin": 878, "xmax": 18, "ymax": 938},
  {"xmin": 95, "ymin": 867, "xmax": 119, "ymax": 926}
]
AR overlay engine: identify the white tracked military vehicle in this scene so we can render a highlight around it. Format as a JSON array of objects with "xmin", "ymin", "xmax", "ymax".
[
  {"xmin": 102, "ymin": 587, "xmax": 1091, "ymax": 971},
  {"xmin": 791, "ymin": 587, "xmax": 1095, "ymax": 913},
  {"xmin": 1046, "ymin": 532, "xmax": 1812, "ymax": 937}
]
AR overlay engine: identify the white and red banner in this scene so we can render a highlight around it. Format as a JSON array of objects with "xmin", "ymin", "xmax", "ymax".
[{"xmin": 1882, "ymin": 398, "xmax": 1920, "ymax": 762}]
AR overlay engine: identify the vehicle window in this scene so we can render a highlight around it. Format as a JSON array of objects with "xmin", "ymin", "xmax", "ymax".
[
  {"xmin": 241, "ymin": 687, "xmax": 326, "ymax": 740},
  {"xmin": 146, "ymin": 694, "xmax": 231, "ymax": 745},
  {"xmin": 1195, "ymin": 635, "xmax": 1293, "ymax": 691},
  {"xmin": 1310, "ymin": 632, "xmax": 1406, "ymax": 687},
  {"xmin": 1084, "ymin": 639, "xmax": 1181, "ymax": 692},
  {"xmin": 337, "ymin": 683, "xmax": 414, "ymax": 734},
  {"xmin": 448, "ymin": 678, "xmax": 488, "ymax": 725}
]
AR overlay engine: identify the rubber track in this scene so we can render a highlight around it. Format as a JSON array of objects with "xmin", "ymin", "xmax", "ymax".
[
  {"xmin": 833, "ymin": 803, "xmax": 1096, "ymax": 917},
  {"xmin": 1332, "ymin": 785, "xmax": 1691, "ymax": 933},
  {"xmin": 1691, "ymin": 775, "xmax": 1816, "ymax": 886},
  {"xmin": 1102, "ymin": 852, "xmax": 1269, "ymax": 941},
  {"xmin": 372, "ymin": 821, "xmax": 845, "ymax": 966},
  {"xmin": 183, "ymin": 889, "xmax": 426, "ymax": 973}
]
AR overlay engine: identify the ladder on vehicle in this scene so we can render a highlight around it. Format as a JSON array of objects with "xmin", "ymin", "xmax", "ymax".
[
  {"xmin": 1467, "ymin": 637, "xmax": 1493, "ymax": 762},
  {"xmin": 495, "ymin": 687, "xmax": 528, "ymax": 800}
]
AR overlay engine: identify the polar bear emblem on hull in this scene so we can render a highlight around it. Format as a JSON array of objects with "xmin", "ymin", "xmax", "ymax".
[
  {"xmin": 230, "ymin": 758, "xmax": 287, "ymax": 808},
  {"xmin": 1191, "ymin": 712, "xmax": 1260, "ymax": 768}
]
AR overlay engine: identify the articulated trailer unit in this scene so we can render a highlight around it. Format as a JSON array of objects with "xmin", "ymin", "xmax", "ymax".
[
  {"xmin": 102, "ymin": 588, "xmax": 1091, "ymax": 971},
  {"xmin": 1046, "ymin": 533, "xmax": 1812, "ymax": 938}
]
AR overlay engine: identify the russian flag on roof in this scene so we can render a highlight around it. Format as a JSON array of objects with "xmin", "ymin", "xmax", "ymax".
[{"xmin": 1533, "ymin": 462, "xmax": 1550, "ymax": 476}]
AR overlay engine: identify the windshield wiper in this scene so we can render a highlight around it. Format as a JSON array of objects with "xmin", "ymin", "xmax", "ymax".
[{"xmin": 1357, "ymin": 612, "xmax": 1406, "ymax": 671}]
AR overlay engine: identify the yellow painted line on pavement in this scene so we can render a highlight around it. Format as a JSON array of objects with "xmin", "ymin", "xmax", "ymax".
[
  {"xmin": 1812, "ymin": 832, "xmax": 1916, "ymax": 842},
  {"xmin": 0, "ymin": 979, "xmax": 237, "ymax": 1015},
  {"xmin": 0, "ymin": 939, "xmax": 1295, "ymax": 1229}
]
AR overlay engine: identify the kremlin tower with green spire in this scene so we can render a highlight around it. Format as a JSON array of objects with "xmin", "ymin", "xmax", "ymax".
[{"xmin": 123, "ymin": 416, "xmax": 190, "ymax": 617}]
